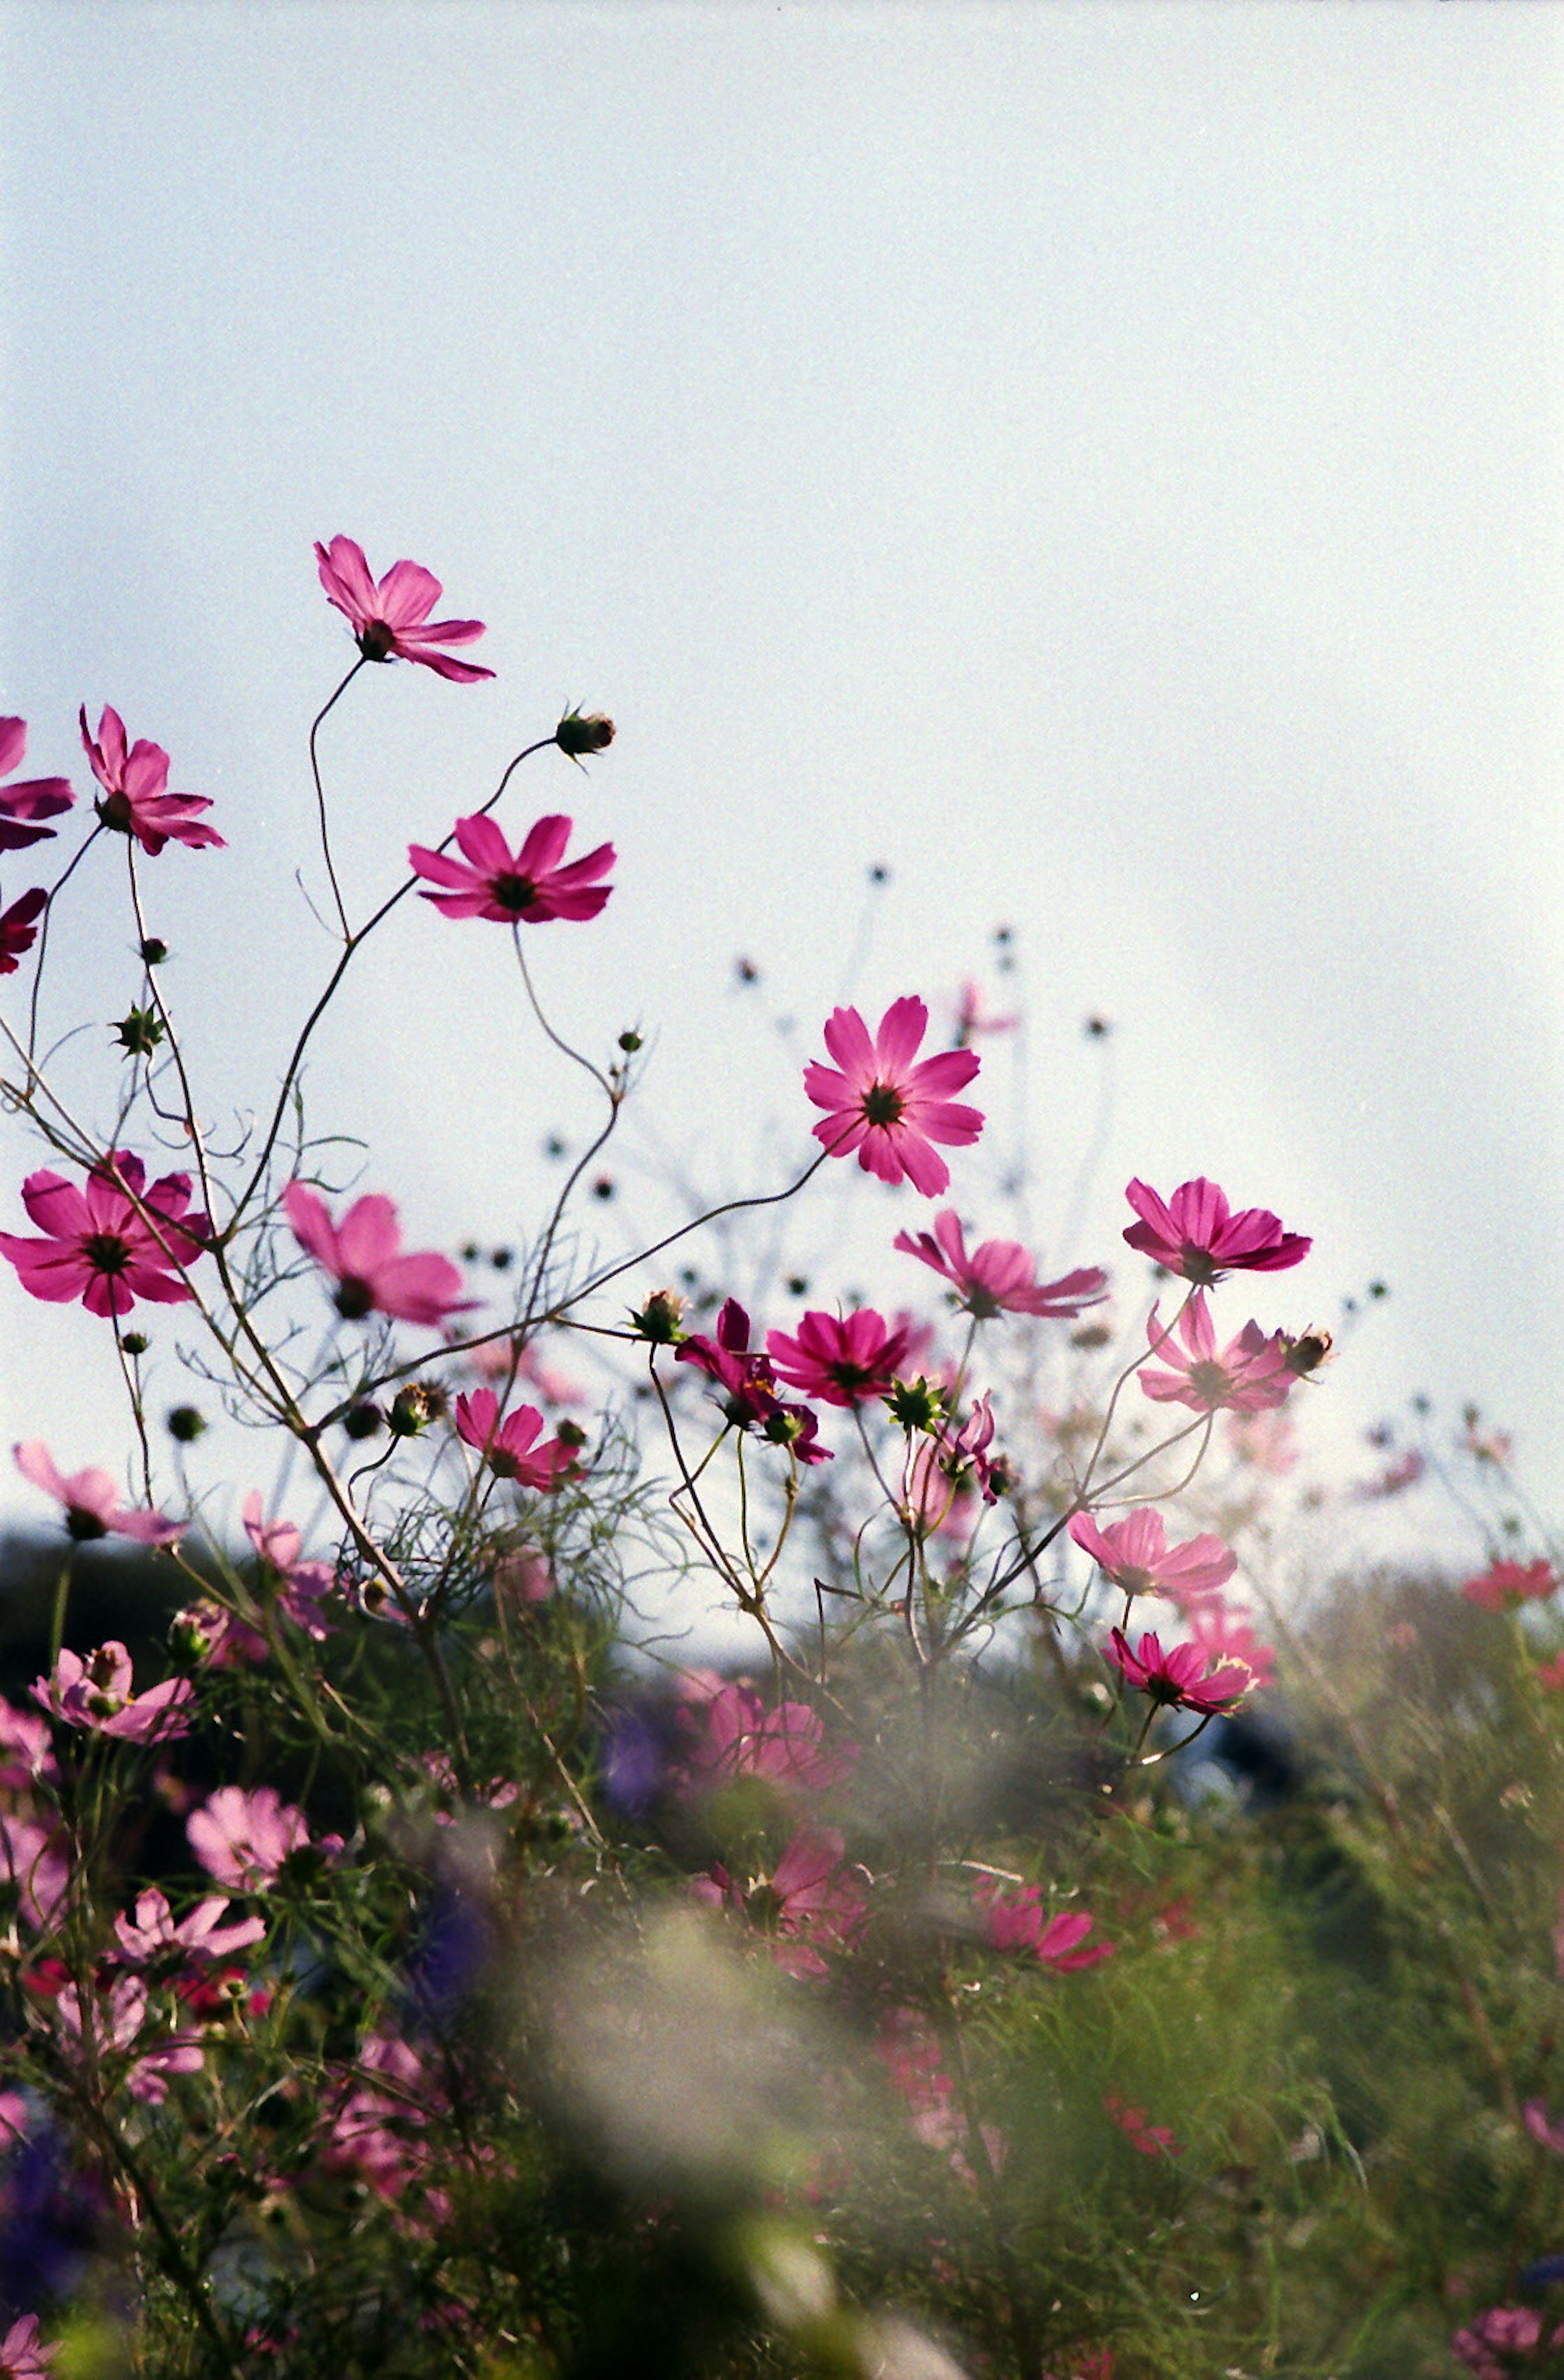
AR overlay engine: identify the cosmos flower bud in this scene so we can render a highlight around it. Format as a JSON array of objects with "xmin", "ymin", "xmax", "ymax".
[
  {"xmin": 886, "ymin": 1376, "xmax": 947, "ymax": 1434},
  {"xmin": 555, "ymin": 710, "xmax": 615, "ymax": 757},
  {"xmin": 389, "ymin": 1382, "xmax": 448, "ymax": 1437},
  {"xmin": 629, "ymin": 1289, "xmax": 687, "ymax": 1344},
  {"xmin": 166, "ymin": 1405, "xmax": 206, "ymax": 1443}
]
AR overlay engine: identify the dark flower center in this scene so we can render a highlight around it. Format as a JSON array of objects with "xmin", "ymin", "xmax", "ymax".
[
  {"xmin": 83, "ymin": 1232, "xmax": 131, "ymax": 1276},
  {"xmin": 356, "ymin": 622, "xmax": 396, "ymax": 663},
  {"xmin": 333, "ymin": 1277, "xmax": 375, "ymax": 1321},
  {"xmin": 66, "ymin": 1506, "xmax": 108, "ymax": 1543},
  {"xmin": 490, "ymin": 872, "xmax": 539, "ymax": 915},
  {"xmin": 860, "ymin": 1082, "xmax": 905, "ymax": 1128},
  {"xmin": 1187, "ymin": 1360, "xmax": 1233, "ymax": 1404},
  {"xmin": 1177, "ymin": 1242, "xmax": 1219, "ymax": 1286},
  {"xmin": 94, "ymin": 793, "xmax": 134, "ymax": 836}
]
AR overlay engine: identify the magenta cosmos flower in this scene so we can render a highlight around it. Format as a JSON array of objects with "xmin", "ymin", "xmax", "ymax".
[
  {"xmin": 452, "ymin": 1389, "xmax": 580, "ymax": 1487},
  {"xmin": 804, "ymin": 997, "xmax": 983, "ymax": 1197},
  {"xmin": 409, "ymin": 812, "xmax": 614, "ymax": 924},
  {"xmin": 1138, "ymin": 1291, "xmax": 1293, "ymax": 1416},
  {"xmin": 895, "ymin": 1208, "xmax": 1107, "ymax": 1322},
  {"xmin": 1122, "ymin": 1176, "xmax": 1310, "ymax": 1286},
  {"xmin": 34, "ymin": 1643, "xmax": 192, "ymax": 1742},
  {"xmin": 316, "ymin": 535, "xmax": 494, "ymax": 682},
  {"xmin": 1068, "ymin": 1507, "xmax": 1236, "ymax": 1603},
  {"xmin": 0, "ymin": 717, "xmax": 73, "ymax": 852},
  {"xmin": 79, "ymin": 707, "xmax": 223, "ymax": 857},
  {"xmin": 0, "ymin": 1149, "xmax": 210, "ymax": 1319},
  {"xmin": 766, "ymin": 1307, "xmax": 912, "ymax": 1408},
  {"xmin": 14, "ymin": 1443, "xmax": 180, "ymax": 1545},
  {"xmin": 678, "ymin": 1682, "xmax": 857, "ymax": 1796},
  {"xmin": 1105, "ymin": 1626, "xmax": 1252, "ymax": 1715},
  {"xmin": 974, "ymin": 1880, "xmax": 1113, "ymax": 1971},
  {"xmin": 693, "ymin": 1824, "xmax": 867, "ymax": 1979},
  {"xmin": 1462, "ymin": 1557, "xmax": 1555, "ymax": 1610},
  {"xmin": 283, "ymin": 1181, "xmax": 473, "ymax": 1326},
  {"xmin": 0, "ymin": 889, "xmax": 47, "ymax": 975},
  {"xmin": 676, "ymin": 1298, "xmax": 833, "ymax": 1463}
]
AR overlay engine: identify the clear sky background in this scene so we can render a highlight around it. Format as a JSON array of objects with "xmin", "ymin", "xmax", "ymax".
[{"xmin": 1, "ymin": 2, "xmax": 1561, "ymax": 1561}]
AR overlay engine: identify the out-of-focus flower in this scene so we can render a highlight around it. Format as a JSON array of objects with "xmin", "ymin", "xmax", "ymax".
[
  {"xmin": 113, "ymin": 1888, "xmax": 266, "ymax": 1969},
  {"xmin": 1227, "ymin": 1409, "xmax": 1299, "ymax": 1473},
  {"xmin": 1462, "ymin": 1559, "xmax": 1555, "ymax": 1611},
  {"xmin": 766, "ymin": 1307, "xmax": 912, "ymax": 1408},
  {"xmin": 452, "ymin": 1389, "xmax": 580, "ymax": 1487},
  {"xmin": 974, "ymin": 1880, "xmax": 1114, "ymax": 1970},
  {"xmin": 1122, "ymin": 1177, "xmax": 1310, "ymax": 1285},
  {"xmin": 1450, "ymin": 2305, "xmax": 1561, "ymax": 2380},
  {"xmin": 0, "ymin": 1816, "xmax": 69, "ymax": 1929},
  {"xmin": 1354, "ymin": 1445, "xmax": 1425, "ymax": 1500},
  {"xmin": 952, "ymin": 978, "xmax": 1019, "ymax": 1045},
  {"xmin": 1138, "ymin": 1291, "xmax": 1293, "ymax": 1416},
  {"xmin": 1184, "ymin": 1603, "xmax": 1275, "ymax": 1692},
  {"xmin": 0, "ymin": 719, "xmax": 73, "ymax": 853},
  {"xmin": 694, "ymin": 1825, "xmax": 867, "ymax": 1979},
  {"xmin": 895, "ymin": 1208, "xmax": 1107, "ymax": 1322},
  {"xmin": 13, "ymin": 1443, "xmax": 181, "ymax": 1545},
  {"xmin": 1524, "ymin": 2100, "xmax": 1564, "ymax": 2158},
  {"xmin": 240, "ymin": 1493, "xmax": 334, "ymax": 1641},
  {"xmin": 283, "ymin": 1181, "xmax": 472, "ymax": 1327},
  {"xmin": 0, "ymin": 1699, "xmax": 55, "ymax": 1794},
  {"xmin": 679, "ymin": 1683, "xmax": 857, "ymax": 1796},
  {"xmin": 0, "ymin": 890, "xmax": 47, "ymax": 974},
  {"xmin": 33, "ymin": 1644, "xmax": 192, "ymax": 1742},
  {"xmin": 187, "ymin": 1785, "xmax": 342, "ymax": 1889},
  {"xmin": 1069, "ymin": 1507, "xmax": 1236, "ymax": 1602},
  {"xmin": 904, "ymin": 1395, "xmax": 1001, "ymax": 1527},
  {"xmin": 1104, "ymin": 1627, "xmax": 1252, "ymax": 1716},
  {"xmin": 0, "ymin": 1149, "xmax": 209, "ymax": 1319},
  {"xmin": 79, "ymin": 707, "xmax": 222, "ymax": 856},
  {"xmin": 409, "ymin": 812, "xmax": 613, "ymax": 923},
  {"xmin": 0, "ymin": 2312, "xmax": 57, "ymax": 2378},
  {"xmin": 1104, "ymin": 2090, "xmax": 1182, "ymax": 2157},
  {"xmin": 315, "ymin": 535, "xmax": 494, "ymax": 681},
  {"xmin": 54, "ymin": 1975, "xmax": 204, "ymax": 2105},
  {"xmin": 804, "ymin": 997, "xmax": 982, "ymax": 1197}
]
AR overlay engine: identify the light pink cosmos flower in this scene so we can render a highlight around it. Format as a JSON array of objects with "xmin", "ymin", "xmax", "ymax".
[
  {"xmin": 1450, "ymin": 2306, "xmax": 1562, "ymax": 2380},
  {"xmin": 952, "ymin": 979, "xmax": 1019, "ymax": 1044},
  {"xmin": 765, "ymin": 1307, "xmax": 912, "ymax": 1408},
  {"xmin": 55, "ymin": 1973, "xmax": 204, "ymax": 2105},
  {"xmin": 1122, "ymin": 1176, "xmax": 1310, "ymax": 1286},
  {"xmin": 0, "ymin": 2313, "xmax": 57, "ymax": 2379},
  {"xmin": 452, "ymin": 1389, "xmax": 580, "ymax": 1487},
  {"xmin": 14, "ymin": 1443, "xmax": 181, "ymax": 1545},
  {"xmin": 0, "ymin": 1697, "xmax": 56, "ymax": 1794},
  {"xmin": 1185, "ymin": 1603, "xmax": 1275, "ymax": 1691},
  {"xmin": 895, "ymin": 1207, "xmax": 1108, "ymax": 1323},
  {"xmin": 974, "ymin": 1880, "xmax": 1114, "ymax": 1970},
  {"xmin": 1524, "ymin": 2099, "xmax": 1564, "ymax": 2157},
  {"xmin": 0, "ymin": 717, "xmax": 73, "ymax": 853},
  {"xmin": 187, "ymin": 1785, "xmax": 342, "ymax": 1890},
  {"xmin": 0, "ymin": 889, "xmax": 48, "ymax": 974},
  {"xmin": 315, "ymin": 535, "xmax": 494, "ymax": 682},
  {"xmin": 34, "ymin": 1643, "xmax": 193, "ymax": 1742},
  {"xmin": 1105, "ymin": 1627, "xmax": 1253, "ymax": 1716},
  {"xmin": 409, "ymin": 812, "xmax": 615, "ymax": 924},
  {"xmin": 79, "ymin": 707, "xmax": 223, "ymax": 856},
  {"xmin": 1138, "ymin": 1291, "xmax": 1293, "ymax": 1416},
  {"xmin": 678, "ymin": 1683, "xmax": 857, "ymax": 1796},
  {"xmin": 804, "ymin": 996, "xmax": 983, "ymax": 1197},
  {"xmin": 693, "ymin": 1825, "xmax": 868, "ymax": 1979},
  {"xmin": 1227, "ymin": 1408, "xmax": 1299, "ymax": 1474},
  {"xmin": 1462, "ymin": 1558, "xmax": 1555, "ymax": 1610},
  {"xmin": 0, "ymin": 1815, "xmax": 70, "ymax": 1929},
  {"xmin": 114, "ymin": 1887, "xmax": 266, "ymax": 1969},
  {"xmin": 904, "ymin": 1394, "xmax": 1002, "ymax": 1529},
  {"xmin": 0, "ymin": 1149, "xmax": 210, "ymax": 1320},
  {"xmin": 283, "ymin": 1181, "xmax": 473, "ymax": 1327},
  {"xmin": 1068, "ymin": 1508, "xmax": 1237, "ymax": 1603},
  {"xmin": 240, "ymin": 1492, "xmax": 335, "ymax": 1641}
]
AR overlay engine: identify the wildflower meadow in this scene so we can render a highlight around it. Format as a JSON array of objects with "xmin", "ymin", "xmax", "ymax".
[{"xmin": 1, "ymin": 538, "xmax": 1561, "ymax": 2380}]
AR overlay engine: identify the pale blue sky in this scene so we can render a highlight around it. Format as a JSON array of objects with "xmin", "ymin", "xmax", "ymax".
[{"xmin": 2, "ymin": 2, "xmax": 1561, "ymax": 1549}]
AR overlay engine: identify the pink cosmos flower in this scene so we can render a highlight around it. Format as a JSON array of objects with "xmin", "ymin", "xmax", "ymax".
[
  {"xmin": 676, "ymin": 1300, "xmax": 833, "ymax": 1463},
  {"xmin": 315, "ymin": 535, "xmax": 494, "ymax": 682},
  {"xmin": 55, "ymin": 1973, "xmax": 204, "ymax": 2105},
  {"xmin": 952, "ymin": 979, "xmax": 1019, "ymax": 1044},
  {"xmin": 33, "ymin": 1643, "xmax": 192, "ymax": 1742},
  {"xmin": 804, "ymin": 996, "xmax": 983, "ymax": 1197},
  {"xmin": 0, "ymin": 2313, "xmax": 57, "ymax": 2379},
  {"xmin": 679, "ymin": 1683, "xmax": 857, "ymax": 1796},
  {"xmin": 1524, "ymin": 2099, "xmax": 1564, "ymax": 2158},
  {"xmin": 974, "ymin": 1880, "xmax": 1114, "ymax": 1970},
  {"xmin": 1137, "ymin": 1291, "xmax": 1294, "ymax": 1415},
  {"xmin": 1355, "ymin": 1445, "xmax": 1426, "ymax": 1499},
  {"xmin": 0, "ymin": 1698, "xmax": 56, "ymax": 1794},
  {"xmin": 1185, "ymin": 1604, "xmax": 1275, "ymax": 1692},
  {"xmin": 1462, "ymin": 1558, "xmax": 1555, "ymax": 1610},
  {"xmin": 766, "ymin": 1307, "xmax": 912, "ymax": 1408},
  {"xmin": 452, "ymin": 1389, "xmax": 580, "ymax": 1487},
  {"xmin": 1450, "ymin": 2307, "xmax": 1563, "ymax": 2380},
  {"xmin": 1105, "ymin": 1627, "xmax": 1253, "ymax": 1716},
  {"xmin": 283, "ymin": 1181, "xmax": 472, "ymax": 1326},
  {"xmin": 1226, "ymin": 1408, "xmax": 1299, "ymax": 1473},
  {"xmin": 694, "ymin": 1825, "xmax": 868, "ymax": 1979},
  {"xmin": 187, "ymin": 1785, "xmax": 342, "ymax": 1890},
  {"xmin": 113, "ymin": 1887, "xmax": 266, "ymax": 1969},
  {"xmin": 14, "ymin": 1442, "xmax": 181, "ymax": 1545},
  {"xmin": 241, "ymin": 1492, "xmax": 335, "ymax": 1640},
  {"xmin": 904, "ymin": 1394, "xmax": 1002, "ymax": 1528},
  {"xmin": 78, "ymin": 707, "xmax": 223, "ymax": 856},
  {"xmin": 409, "ymin": 812, "xmax": 614, "ymax": 924},
  {"xmin": 0, "ymin": 717, "xmax": 74, "ymax": 852},
  {"xmin": 0, "ymin": 889, "xmax": 48, "ymax": 973},
  {"xmin": 1122, "ymin": 1176, "xmax": 1310, "ymax": 1285},
  {"xmin": 1068, "ymin": 1508, "xmax": 1236, "ymax": 1603},
  {"xmin": 895, "ymin": 1208, "xmax": 1108, "ymax": 1323},
  {"xmin": 0, "ymin": 1815, "xmax": 69, "ymax": 1929},
  {"xmin": 1103, "ymin": 2089, "xmax": 1182, "ymax": 2158},
  {"xmin": 0, "ymin": 1149, "xmax": 210, "ymax": 1319}
]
